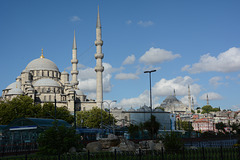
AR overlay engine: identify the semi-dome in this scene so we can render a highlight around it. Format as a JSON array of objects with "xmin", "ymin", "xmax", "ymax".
[
  {"xmin": 163, "ymin": 95, "xmax": 179, "ymax": 104},
  {"xmin": 6, "ymin": 81, "xmax": 21, "ymax": 90},
  {"xmin": 6, "ymin": 88, "xmax": 24, "ymax": 95},
  {"xmin": 25, "ymin": 57, "xmax": 59, "ymax": 72},
  {"xmin": 33, "ymin": 78, "xmax": 60, "ymax": 87}
]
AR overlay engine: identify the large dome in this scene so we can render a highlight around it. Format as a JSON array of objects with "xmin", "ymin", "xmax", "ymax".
[
  {"xmin": 33, "ymin": 78, "xmax": 60, "ymax": 87},
  {"xmin": 25, "ymin": 57, "xmax": 59, "ymax": 71}
]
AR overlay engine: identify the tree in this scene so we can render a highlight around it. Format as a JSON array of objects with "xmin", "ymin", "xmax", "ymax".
[
  {"xmin": 0, "ymin": 95, "xmax": 74, "ymax": 125},
  {"xmin": 77, "ymin": 107, "xmax": 115, "ymax": 128},
  {"xmin": 143, "ymin": 115, "xmax": 160, "ymax": 139},
  {"xmin": 163, "ymin": 131, "xmax": 184, "ymax": 153},
  {"xmin": 201, "ymin": 105, "xmax": 220, "ymax": 114},
  {"xmin": 38, "ymin": 121, "xmax": 81, "ymax": 155},
  {"xmin": 155, "ymin": 106, "xmax": 165, "ymax": 111},
  {"xmin": 128, "ymin": 124, "xmax": 139, "ymax": 138},
  {"xmin": 215, "ymin": 122, "xmax": 226, "ymax": 133}
]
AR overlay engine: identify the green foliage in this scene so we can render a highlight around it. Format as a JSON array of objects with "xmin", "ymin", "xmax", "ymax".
[
  {"xmin": 215, "ymin": 122, "xmax": 226, "ymax": 133},
  {"xmin": 77, "ymin": 107, "xmax": 115, "ymax": 128},
  {"xmin": 37, "ymin": 121, "xmax": 81, "ymax": 155},
  {"xmin": 143, "ymin": 115, "xmax": 160, "ymax": 138},
  {"xmin": 0, "ymin": 95, "xmax": 74, "ymax": 125},
  {"xmin": 191, "ymin": 109, "xmax": 195, "ymax": 114},
  {"xmin": 163, "ymin": 131, "xmax": 184, "ymax": 153},
  {"xmin": 155, "ymin": 106, "xmax": 165, "ymax": 111},
  {"xmin": 197, "ymin": 110, "xmax": 200, "ymax": 113},
  {"xmin": 128, "ymin": 124, "xmax": 139, "ymax": 138},
  {"xmin": 177, "ymin": 120, "xmax": 193, "ymax": 131},
  {"xmin": 201, "ymin": 105, "xmax": 220, "ymax": 114}
]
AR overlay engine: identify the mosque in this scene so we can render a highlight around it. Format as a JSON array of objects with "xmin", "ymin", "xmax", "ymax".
[{"xmin": 1, "ymin": 8, "xmax": 104, "ymax": 113}]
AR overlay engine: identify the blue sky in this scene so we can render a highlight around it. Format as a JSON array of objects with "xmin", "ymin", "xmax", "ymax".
[{"xmin": 1, "ymin": 0, "xmax": 240, "ymax": 110}]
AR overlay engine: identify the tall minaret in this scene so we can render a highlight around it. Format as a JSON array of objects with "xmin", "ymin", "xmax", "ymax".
[
  {"xmin": 192, "ymin": 97, "xmax": 194, "ymax": 110},
  {"xmin": 95, "ymin": 6, "xmax": 104, "ymax": 108},
  {"xmin": 207, "ymin": 94, "xmax": 209, "ymax": 105},
  {"xmin": 188, "ymin": 85, "xmax": 191, "ymax": 112},
  {"xmin": 71, "ymin": 30, "xmax": 79, "ymax": 88}
]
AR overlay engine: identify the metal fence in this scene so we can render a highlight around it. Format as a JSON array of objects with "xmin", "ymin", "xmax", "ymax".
[
  {"xmin": 1, "ymin": 146, "xmax": 240, "ymax": 160},
  {"xmin": 184, "ymin": 139, "xmax": 238, "ymax": 148}
]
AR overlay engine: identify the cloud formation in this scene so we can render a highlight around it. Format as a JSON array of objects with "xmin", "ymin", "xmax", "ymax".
[
  {"xmin": 209, "ymin": 76, "xmax": 223, "ymax": 87},
  {"xmin": 182, "ymin": 47, "xmax": 240, "ymax": 73},
  {"xmin": 122, "ymin": 55, "xmax": 135, "ymax": 65},
  {"xmin": 200, "ymin": 92, "xmax": 223, "ymax": 101},
  {"xmin": 139, "ymin": 47, "xmax": 180, "ymax": 65},
  {"xmin": 77, "ymin": 63, "xmax": 114, "ymax": 99},
  {"xmin": 152, "ymin": 76, "xmax": 201, "ymax": 96},
  {"xmin": 137, "ymin": 20, "xmax": 154, "ymax": 27},
  {"xmin": 126, "ymin": 20, "xmax": 132, "ymax": 25},
  {"xmin": 70, "ymin": 16, "xmax": 81, "ymax": 22},
  {"xmin": 115, "ymin": 73, "xmax": 139, "ymax": 80}
]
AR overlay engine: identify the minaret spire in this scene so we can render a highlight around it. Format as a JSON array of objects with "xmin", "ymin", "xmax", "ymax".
[
  {"xmin": 95, "ymin": 6, "xmax": 104, "ymax": 108},
  {"xmin": 72, "ymin": 30, "xmax": 77, "ymax": 50},
  {"xmin": 188, "ymin": 85, "xmax": 191, "ymax": 112},
  {"xmin": 71, "ymin": 30, "xmax": 79, "ymax": 88},
  {"xmin": 40, "ymin": 48, "xmax": 45, "ymax": 58},
  {"xmin": 173, "ymin": 89, "xmax": 176, "ymax": 96},
  {"xmin": 207, "ymin": 94, "xmax": 209, "ymax": 105}
]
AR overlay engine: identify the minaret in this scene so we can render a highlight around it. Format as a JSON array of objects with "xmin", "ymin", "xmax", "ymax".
[
  {"xmin": 173, "ymin": 89, "xmax": 176, "ymax": 96},
  {"xmin": 71, "ymin": 30, "xmax": 79, "ymax": 88},
  {"xmin": 188, "ymin": 85, "xmax": 191, "ymax": 112},
  {"xmin": 192, "ymin": 97, "xmax": 194, "ymax": 110},
  {"xmin": 207, "ymin": 94, "xmax": 209, "ymax": 105},
  {"xmin": 95, "ymin": 6, "xmax": 104, "ymax": 108}
]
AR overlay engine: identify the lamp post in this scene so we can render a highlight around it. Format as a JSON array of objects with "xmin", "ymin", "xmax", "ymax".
[
  {"xmin": 144, "ymin": 69, "xmax": 156, "ymax": 139},
  {"xmin": 103, "ymin": 100, "xmax": 117, "ymax": 126},
  {"xmin": 54, "ymin": 92, "xmax": 56, "ymax": 120},
  {"xmin": 144, "ymin": 70, "xmax": 156, "ymax": 116}
]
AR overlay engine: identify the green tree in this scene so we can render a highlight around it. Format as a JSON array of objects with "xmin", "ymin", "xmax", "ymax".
[
  {"xmin": 0, "ymin": 95, "xmax": 74, "ymax": 125},
  {"xmin": 128, "ymin": 124, "xmax": 139, "ymax": 138},
  {"xmin": 155, "ymin": 106, "xmax": 165, "ymax": 111},
  {"xmin": 77, "ymin": 107, "xmax": 115, "ymax": 128},
  {"xmin": 163, "ymin": 131, "xmax": 184, "ymax": 153},
  {"xmin": 230, "ymin": 122, "xmax": 239, "ymax": 134},
  {"xmin": 38, "ymin": 122, "xmax": 81, "ymax": 155},
  {"xmin": 215, "ymin": 122, "xmax": 226, "ymax": 133},
  {"xmin": 143, "ymin": 115, "xmax": 160, "ymax": 139},
  {"xmin": 201, "ymin": 105, "xmax": 220, "ymax": 114}
]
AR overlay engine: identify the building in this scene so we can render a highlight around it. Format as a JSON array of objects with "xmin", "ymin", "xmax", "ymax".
[
  {"xmin": 111, "ymin": 105, "xmax": 173, "ymax": 130},
  {"xmin": 1, "ymin": 8, "xmax": 104, "ymax": 112}
]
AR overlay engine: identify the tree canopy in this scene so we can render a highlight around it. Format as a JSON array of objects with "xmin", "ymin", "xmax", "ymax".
[
  {"xmin": 38, "ymin": 122, "xmax": 81, "ymax": 155},
  {"xmin": 0, "ymin": 95, "xmax": 74, "ymax": 125},
  {"xmin": 77, "ymin": 107, "xmax": 115, "ymax": 128},
  {"xmin": 201, "ymin": 105, "xmax": 220, "ymax": 114}
]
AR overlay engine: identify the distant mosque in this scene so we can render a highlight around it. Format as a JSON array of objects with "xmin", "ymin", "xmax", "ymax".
[
  {"xmin": 159, "ymin": 85, "xmax": 193, "ymax": 114},
  {"xmin": 1, "ymin": 8, "xmax": 104, "ymax": 112}
]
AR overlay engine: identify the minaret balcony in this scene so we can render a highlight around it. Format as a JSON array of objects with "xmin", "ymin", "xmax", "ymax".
[
  {"xmin": 94, "ymin": 53, "xmax": 104, "ymax": 59},
  {"xmin": 95, "ymin": 40, "xmax": 103, "ymax": 46},
  {"xmin": 71, "ymin": 59, "xmax": 78, "ymax": 63},
  {"xmin": 71, "ymin": 70, "xmax": 79, "ymax": 74},
  {"xmin": 95, "ymin": 66, "xmax": 104, "ymax": 72}
]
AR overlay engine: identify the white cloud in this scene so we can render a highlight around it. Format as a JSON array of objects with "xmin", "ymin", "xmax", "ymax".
[
  {"xmin": 180, "ymin": 95, "xmax": 198, "ymax": 107},
  {"xmin": 182, "ymin": 47, "xmax": 240, "ymax": 73},
  {"xmin": 126, "ymin": 20, "xmax": 132, "ymax": 24},
  {"xmin": 122, "ymin": 55, "xmax": 135, "ymax": 65},
  {"xmin": 115, "ymin": 73, "xmax": 139, "ymax": 80},
  {"xmin": 117, "ymin": 90, "xmax": 149, "ymax": 109},
  {"xmin": 200, "ymin": 92, "xmax": 223, "ymax": 101},
  {"xmin": 77, "ymin": 63, "xmax": 114, "ymax": 99},
  {"xmin": 152, "ymin": 76, "xmax": 201, "ymax": 96},
  {"xmin": 137, "ymin": 20, "xmax": 154, "ymax": 27},
  {"xmin": 209, "ymin": 76, "xmax": 223, "ymax": 87},
  {"xmin": 70, "ymin": 16, "xmax": 81, "ymax": 22},
  {"xmin": 139, "ymin": 47, "xmax": 181, "ymax": 65}
]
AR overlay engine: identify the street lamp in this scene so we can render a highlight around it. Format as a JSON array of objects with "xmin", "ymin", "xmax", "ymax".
[
  {"xmin": 144, "ymin": 70, "xmax": 156, "ymax": 116},
  {"xmin": 103, "ymin": 100, "xmax": 117, "ymax": 126}
]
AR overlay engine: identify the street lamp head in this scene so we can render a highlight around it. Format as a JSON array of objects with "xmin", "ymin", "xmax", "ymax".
[{"xmin": 144, "ymin": 70, "xmax": 157, "ymax": 73}]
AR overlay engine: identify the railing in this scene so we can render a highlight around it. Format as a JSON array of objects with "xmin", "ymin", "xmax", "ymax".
[{"xmin": 1, "ymin": 147, "xmax": 240, "ymax": 160}]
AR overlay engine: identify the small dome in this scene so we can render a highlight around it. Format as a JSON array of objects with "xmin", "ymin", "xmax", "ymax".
[
  {"xmin": 75, "ymin": 90, "xmax": 84, "ymax": 96},
  {"xmin": 7, "ymin": 88, "xmax": 24, "ymax": 95},
  {"xmin": 26, "ymin": 57, "xmax": 59, "ymax": 71},
  {"xmin": 61, "ymin": 71, "xmax": 69, "ymax": 75},
  {"xmin": 33, "ymin": 78, "xmax": 60, "ymax": 87},
  {"xmin": 154, "ymin": 108, "xmax": 163, "ymax": 112},
  {"xmin": 129, "ymin": 107, "xmax": 135, "ymax": 111},
  {"xmin": 6, "ymin": 81, "xmax": 21, "ymax": 90}
]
